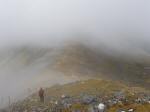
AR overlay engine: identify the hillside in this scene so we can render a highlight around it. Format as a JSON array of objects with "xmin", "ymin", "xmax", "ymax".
[
  {"xmin": 0, "ymin": 43, "xmax": 150, "ymax": 90},
  {"xmin": 52, "ymin": 43, "xmax": 150, "ymax": 89},
  {"xmin": 0, "ymin": 42, "xmax": 150, "ymax": 108},
  {"xmin": 6, "ymin": 79, "xmax": 150, "ymax": 112}
]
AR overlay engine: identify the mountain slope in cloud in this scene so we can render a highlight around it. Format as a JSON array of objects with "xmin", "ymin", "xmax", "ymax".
[
  {"xmin": 52, "ymin": 43, "xmax": 150, "ymax": 89},
  {"xmin": 0, "ymin": 42, "xmax": 150, "ymax": 102}
]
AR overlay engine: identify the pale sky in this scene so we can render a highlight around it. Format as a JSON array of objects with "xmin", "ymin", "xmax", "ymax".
[{"xmin": 0, "ymin": 0, "xmax": 150, "ymax": 47}]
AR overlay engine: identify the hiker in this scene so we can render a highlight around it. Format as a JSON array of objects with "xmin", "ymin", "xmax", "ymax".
[{"xmin": 39, "ymin": 88, "xmax": 45, "ymax": 102}]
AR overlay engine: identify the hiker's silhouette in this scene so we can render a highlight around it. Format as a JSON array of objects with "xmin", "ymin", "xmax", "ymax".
[{"xmin": 38, "ymin": 88, "xmax": 44, "ymax": 102}]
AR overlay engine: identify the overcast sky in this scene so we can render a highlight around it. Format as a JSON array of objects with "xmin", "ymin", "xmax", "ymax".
[{"xmin": 0, "ymin": 0, "xmax": 150, "ymax": 47}]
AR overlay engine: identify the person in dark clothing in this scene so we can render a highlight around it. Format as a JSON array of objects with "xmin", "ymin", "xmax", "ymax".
[{"xmin": 38, "ymin": 88, "xmax": 45, "ymax": 102}]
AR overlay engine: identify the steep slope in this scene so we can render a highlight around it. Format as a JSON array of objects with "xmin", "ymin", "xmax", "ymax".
[
  {"xmin": 0, "ymin": 42, "xmax": 149, "ymax": 101},
  {"xmin": 0, "ymin": 43, "xmax": 149, "ymax": 89},
  {"xmin": 1, "ymin": 43, "xmax": 150, "ymax": 88},
  {"xmin": 52, "ymin": 43, "xmax": 150, "ymax": 89},
  {"xmin": 0, "ymin": 43, "xmax": 150, "ymax": 109}
]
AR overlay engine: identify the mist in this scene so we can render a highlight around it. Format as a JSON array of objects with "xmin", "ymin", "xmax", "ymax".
[
  {"xmin": 0, "ymin": 0, "xmax": 150, "ymax": 47},
  {"xmin": 0, "ymin": 0, "xmax": 150, "ymax": 108}
]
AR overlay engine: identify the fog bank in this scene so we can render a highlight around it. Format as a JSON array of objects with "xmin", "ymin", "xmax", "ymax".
[{"xmin": 0, "ymin": 0, "xmax": 150, "ymax": 108}]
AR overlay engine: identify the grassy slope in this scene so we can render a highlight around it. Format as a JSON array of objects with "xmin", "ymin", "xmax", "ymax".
[
  {"xmin": 45, "ymin": 79, "xmax": 144, "ymax": 97},
  {"xmin": 52, "ymin": 44, "xmax": 150, "ymax": 89},
  {"xmin": 16, "ymin": 79, "xmax": 150, "ymax": 112},
  {"xmin": 1, "ymin": 44, "xmax": 149, "ymax": 89}
]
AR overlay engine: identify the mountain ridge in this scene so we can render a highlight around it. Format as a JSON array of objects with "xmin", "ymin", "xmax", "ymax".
[{"xmin": 0, "ymin": 43, "xmax": 149, "ymax": 89}]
